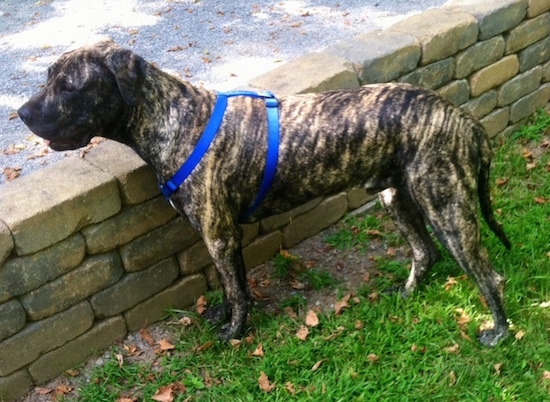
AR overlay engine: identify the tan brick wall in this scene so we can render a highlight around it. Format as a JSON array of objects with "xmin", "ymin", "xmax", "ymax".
[{"xmin": 1, "ymin": 0, "xmax": 550, "ymax": 398}]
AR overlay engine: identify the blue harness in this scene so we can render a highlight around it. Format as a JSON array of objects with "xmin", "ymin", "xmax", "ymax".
[{"xmin": 159, "ymin": 90, "xmax": 280, "ymax": 220}]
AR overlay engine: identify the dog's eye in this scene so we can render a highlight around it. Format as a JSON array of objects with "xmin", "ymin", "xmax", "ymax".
[{"xmin": 58, "ymin": 79, "xmax": 77, "ymax": 94}]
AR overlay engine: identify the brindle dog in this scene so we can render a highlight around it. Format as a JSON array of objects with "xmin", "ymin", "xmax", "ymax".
[{"xmin": 18, "ymin": 40, "xmax": 511, "ymax": 346}]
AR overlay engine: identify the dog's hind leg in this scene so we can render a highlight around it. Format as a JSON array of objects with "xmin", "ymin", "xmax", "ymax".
[
  {"xmin": 413, "ymin": 182, "xmax": 508, "ymax": 347},
  {"xmin": 379, "ymin": 187, "xmax": 441, "ymax": 296}
]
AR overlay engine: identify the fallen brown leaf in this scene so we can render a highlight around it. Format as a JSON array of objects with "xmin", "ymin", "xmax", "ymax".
[
  {"xmin": 115, "ymin": 353, "xmax": 124, "ymax": 368},
  {"xmin": 178, "ymin": 316, "xmax": 193, "ymax": 326},
  {"xmin": 454, "ymin": 308, "xmax": 471, "ymax": 328},
  {"xmin": 251, "ymin": 343, "xmax": 265, "ymax": 357},
  {"xmin": 449, "ymin": 371, "xmax": 457, "ymax": 386},
  {"xmin": 296, "ymin": 325, "xmax": 309, "ymax": 341},
  {"xmin": 305, "ymin": 309, "xmax": 319, "ymax": 327},
  {"xmin": 522, "ymin": 148, "xmax": 534, "ymax": 161},
  {"xmin": 34, "ymin": 388, "xmax": 52, "ymax": 395},
  {"xmin": 158, "ymin": 339, "xmax": 175, "ymax": 352},
  {"xmin": 494, "ymin": 363, "xmax": 503, "ymax": 375},
  {"xmin": 443, "ymin": 343, "xmax": 460, "ymax": 354},
  {"xmin": 543, "ymin": 370, "xmax": 550, "ymax": 380},
  {"xmin": 460, "ymin": 329, "xmax": 472, "ymax": 342},
  {"xmin": 3, "ymin": 167, "xmax": 21, "ymax": 182},
  {"xmin": 334, "ymin": 293, "xmax": 351, "ymax": 315},
  {"xmin": 514, "ymin": 330, "xmax": 526, "ymax": 340},
  {"xmin": 284, "ymin": 306, "xmax": 298, "ymax": 319},
  {"xmin": 367, "ymin": 353, "xmax": 380, "ymax": 363},
  {"xmin": 167, "ymin": 45, "xmax": 185, "ymax": 52},
  {"xmin": 444, "ymin": 276, "xmax": 459, "ymax": 291},
  {"xmin": 151, "ymin": 385, "xmax": 174, "ymax": 402},
  {"xmin": 139, "ymin": 328, "xmax": 155, "ymax": 346},
  {"xmin": 196, "ymin": 340, "xmax": 214, "ymax": 352},
  {"xmin": 229, "ymin": 339, "xmax": 242, "ymax": 348},
  {"xmin": 311, "ymin": 359, "xmax": 327, "ymax": 371},
  {"xmin": 258, "ymin": 371, "xmax": 276, "ymax": 393},
  {"xmin": 496, "ymin": 177, "xmax": 509, "ymax": 187},
  {"xmin": 285, "ymin": 381, "xmax": 296, "ymax": 395},
  {"xmin": 196, "ymin": 295, "xmax": 208, "ymax": 315}
]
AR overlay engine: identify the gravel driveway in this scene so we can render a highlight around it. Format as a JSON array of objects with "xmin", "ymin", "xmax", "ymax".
[{"xmin": 0, "ymin": 0, "xmax": 446, "ymax": 184}]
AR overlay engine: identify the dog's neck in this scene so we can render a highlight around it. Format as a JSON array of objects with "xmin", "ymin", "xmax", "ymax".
[{"xmin": 120, "ymin": 64, "xmax": 217, "ymax": 181}]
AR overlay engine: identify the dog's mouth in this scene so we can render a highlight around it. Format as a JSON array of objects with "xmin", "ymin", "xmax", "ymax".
[
  {"xmin": 18, "ymin": 103, "xmax": 94, "ymax": 151},
  {"xmin": 43, "ymin": 134, "xmax": 93, "ymax": 151}
]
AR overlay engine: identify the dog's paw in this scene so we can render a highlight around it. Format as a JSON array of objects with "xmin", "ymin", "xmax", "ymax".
[
  {"xmin": 217, "ymin": 322, "xmax": 242, "ymax": 343},
  {"xmin": 384, "ymin": 285, "xmax": 413, "ymax": 298},
  {"xmin": 478, "ymin": 326, "xmax": 509, "ymax": 347},
  {"xmin": 202, "ymin": 304, "xmax": 227, "ymax": 325}
]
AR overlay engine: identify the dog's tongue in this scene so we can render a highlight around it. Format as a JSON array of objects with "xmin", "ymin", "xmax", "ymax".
[{"xmin": 44, "ymin": 139, "xmax": 51, "ymax": 147}]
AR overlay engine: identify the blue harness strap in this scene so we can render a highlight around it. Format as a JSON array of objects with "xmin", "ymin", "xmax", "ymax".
[{"xmin": 160, "ymin": 90, "xmax": 280, "ymax": 220}]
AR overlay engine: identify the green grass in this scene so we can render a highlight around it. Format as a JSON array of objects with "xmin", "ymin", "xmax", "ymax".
[{"xmin": 71, "ymin": 110, "xmax": 550, "ymax": 401}]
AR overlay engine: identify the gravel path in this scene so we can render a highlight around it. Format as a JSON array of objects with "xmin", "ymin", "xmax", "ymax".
[{"xmin": 0, "ymin": 0, "xmax": 446, "ymax": 184}]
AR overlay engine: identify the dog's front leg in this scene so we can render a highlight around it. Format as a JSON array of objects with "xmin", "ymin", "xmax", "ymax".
[{"xmin": 202, "ymin": 231, "xmax": 251, "ymax": 341}]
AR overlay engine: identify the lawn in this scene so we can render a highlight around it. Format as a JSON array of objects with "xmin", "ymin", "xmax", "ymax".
[{"xmin": 65, "ymin": 110, "xmax": 550, "ymax": 401}]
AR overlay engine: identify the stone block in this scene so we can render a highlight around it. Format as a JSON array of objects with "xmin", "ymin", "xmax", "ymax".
[
  {"xmin": 91, "ymin": 257, "xmax": 179, "ymax": 318},
  {"xmin": 389, "ymin": 9, "xmax": 477, "ymax": 65},
  {"xmin": 243, "ymin": 231, "xmax": 283, "ymax": 270},
  {"xmin": 178, "ymin": 241, "xmax": 212, "ymax": 275},
  {"xmin": 527, "ymin": 0, "xmax": 550, "ymax": 17},
  {"xmin": 0, "ymin": 301, "xmax": 93, "ymax": 376},
  {"xmin": 518, "ymin": 36, "xmax": 550, "ymax": 72},
  {"xmin": 283, "ymin": 193, "xmax": 348, "ymax": 248},
  {"xmin": 437, "ymin": 79, "xmax": 470, "ymax": 106},
  {"xmin": 399, "ymin": 58, "xmax": 455, "ymax": 90},
  {"xmin": 0, "ymin": 300, "xmax": 25, "ymax": 342},
  {"xmin": 498, "ymin": 66, "xmax": 543, "ymax": 106},
  {"xmin": 510, "ymin": 83, "xmax": 550, "ymax": 122},
  {"xmin": 505, "ymin": 12, "xmax": 550, "ymax": 54},
  {"xmin": 544, "ymin": 61, "xmax": 550, "ymax": 82},
  {"xmin": 0, "ymin": 370, "xmax": 33, "ymax": 401},
  {"xmin": 119, "ymin": 216, "xmax": 201, "ymax": 272},
  {"xmin": 445, "ymin": 0, "xmax": 527, "ymax": 40},
  {"xmin": 21, "ymin": 252, "xmax": 123, "ymax": 320},
  {"xmin": 28, "ymin": 316, "xmax": 127, "ymax": 385},
  {"xmin": 347, "ymin": 188, "xmax": 374, "ymax": 210},
  {"xmin": 454, "ymin": 36, "xmax": 505, "ymax": 79},
  {"xmin": 481, "ymin": 107, "xmax": 511, "ymax": 137},
  {"xmin": 249, "ymin": 53, "xmax": 359, "ymax": 96},
  {"xmin": 324, "ymin": 30, "xmax": 420, "ymax": 84},
  {"xmin": 469, "ymin": 55, "xmax": 519, "ymax": 97},
  {"xmin": 82, "ymin": 196, "xmax": 177, "ymax": 254},
  {"xmin": 259, "ymin": 197, "xmax": 323, "ymax": 233},
  {"xmin": 240, "ymin": 222, "xmax": 259, "ymax": 247},
  {"xmin": 124, "ymin": 274, "xmax": 207, "ymax": 331},
  {"xmin": 203, "ymin": 265, "xmax": 220, "ymax": 290},
  {"xmin": 0, "ymin": 158, "xmax": 120, "ymax": 256},
  {"xmin": 0, "ymin": 220, "xmax": 13, "ymax": 266},
  {"xmin": 0, "ymin": 234, "xmax": 85, "ymax": 303},
  {"xmin": 84, "ymin": 141, "xmax": 159, "ymax": 205},
  {"xmin": 462, "ymin": 90, "xmax": 498, "ymax": 119}
]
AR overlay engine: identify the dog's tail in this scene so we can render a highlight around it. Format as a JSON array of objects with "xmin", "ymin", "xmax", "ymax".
[{"xmin": 476, "ymin": 123, "xmax": 511, "ymax": 249}]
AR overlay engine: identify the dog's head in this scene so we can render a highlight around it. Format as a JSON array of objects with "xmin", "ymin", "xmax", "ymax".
[{"xmin": 17, "ymin": 39, "xmax": 146, "ymax": 151}]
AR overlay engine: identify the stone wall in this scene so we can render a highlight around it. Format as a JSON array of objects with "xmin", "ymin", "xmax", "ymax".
[{"xmin": 1, "ymin": 0, "xmax": 549, "ymax": 399}]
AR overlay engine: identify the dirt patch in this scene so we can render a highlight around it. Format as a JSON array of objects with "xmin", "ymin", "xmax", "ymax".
[{"xmin": 19, "ymin": 206, "xmax": 411, "ymax": 401}]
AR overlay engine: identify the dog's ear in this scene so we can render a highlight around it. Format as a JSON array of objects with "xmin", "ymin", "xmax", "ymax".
[{"xmin": 103, "ymin": 46, "xmax": 147, "ymax": 107}]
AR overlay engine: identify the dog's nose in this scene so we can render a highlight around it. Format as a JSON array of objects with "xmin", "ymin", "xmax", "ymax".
[{"xmin": 17, "ymin": 105, "xmax": 32, "ymax": 124}]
